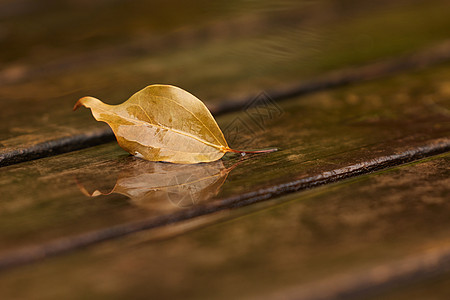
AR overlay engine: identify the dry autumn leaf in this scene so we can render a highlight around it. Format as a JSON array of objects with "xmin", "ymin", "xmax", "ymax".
[{"xmin": 74, "ymin": 84, "xmax": 276, "ymax": 164}]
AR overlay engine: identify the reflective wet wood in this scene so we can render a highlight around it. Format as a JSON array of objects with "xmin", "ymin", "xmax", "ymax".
[
  {"xmin": 0, "ymin": 63, "xmax": 448, "ymax": 263},
  {"xmin": 0, "ymin": 153, "xmax": 448, "ymax": 299},
  {"xmin": 2, "ymin": 0, "xmax": 450, "ymax": 165}
]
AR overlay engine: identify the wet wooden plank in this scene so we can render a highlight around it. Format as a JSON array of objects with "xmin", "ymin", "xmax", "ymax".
[
  {"xmin": 2, "ymin": 0, "xmax": 450, "ymax": 165},
  {"xmin": 0, "ymin": 62, "xmax": 448, "ymax": 267},
  {"xmin": 0, "ymin": 153, "xmax": 448, "ymax": 299}
]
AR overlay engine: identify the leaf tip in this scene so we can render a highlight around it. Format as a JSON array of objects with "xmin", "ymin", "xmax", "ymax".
[
  {"xmin": 74, "ymin": 96, "xmax": 99, "ymax": 111},
  {"xmin": 73, "ymin": 98, "xmax": 85, "ymax": 111}
]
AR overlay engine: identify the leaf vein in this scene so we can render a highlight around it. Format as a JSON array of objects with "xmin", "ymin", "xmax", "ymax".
[
  {"xmin": 152, "ymin": 94, "xmax": 226, "ymax": 147},
  {"xmin": 96, "ymin": 106, "xmax": 224, "ymax": 151}
]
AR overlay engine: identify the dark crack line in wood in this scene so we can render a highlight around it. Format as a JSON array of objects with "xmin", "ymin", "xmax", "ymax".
[
  {"xmin": 0, "ymin": 130, "xmax": 115, "ymax": 167},
  {"xmin": 211, "ymin": 40, "xmax": 450, "ymax": 114},
  {"xmin": 0, "ymin": 139, "xmax": 448, "ymax": 272},
  {"xmin": 2, "ymin": 41, "xmax": 450, "ymax": 167}
]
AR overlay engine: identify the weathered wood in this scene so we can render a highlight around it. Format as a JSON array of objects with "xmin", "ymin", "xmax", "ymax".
[
  {"xmin": 0, "ymin": 153, "xmax": 448, "ymax": 299},
  {"xmin": 0, "ymin": 63, "xmax": 448, "ymax": 268},
  {"xmin": 2, "ymin": 0, "xmax": 450, "ymax": 166}
]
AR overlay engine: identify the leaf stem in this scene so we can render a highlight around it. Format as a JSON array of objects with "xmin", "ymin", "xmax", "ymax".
[{"xmin": 227, "ymin": 148, "xmax": 278, "ymax": 154}]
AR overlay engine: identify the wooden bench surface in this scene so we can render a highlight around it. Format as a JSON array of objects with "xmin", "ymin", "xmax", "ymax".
[{"xmin": 1, "ymin": 0, "xmax": 450, "ymax": 299}]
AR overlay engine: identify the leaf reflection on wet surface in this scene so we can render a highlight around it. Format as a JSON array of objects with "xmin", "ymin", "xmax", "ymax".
[{"xmin": 76, "ymin": 157, "xmax": 239, "ymax": 211}]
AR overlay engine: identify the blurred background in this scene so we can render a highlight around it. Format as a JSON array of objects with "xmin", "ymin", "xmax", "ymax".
[{"xmin": 2, "ymin": 0, "xmax": 450, "ymax": 99}]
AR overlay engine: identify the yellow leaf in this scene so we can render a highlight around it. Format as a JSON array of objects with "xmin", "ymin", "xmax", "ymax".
[{"xmin": 74, "ymin": 84, "xmax": 276, "ymax": 164}]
